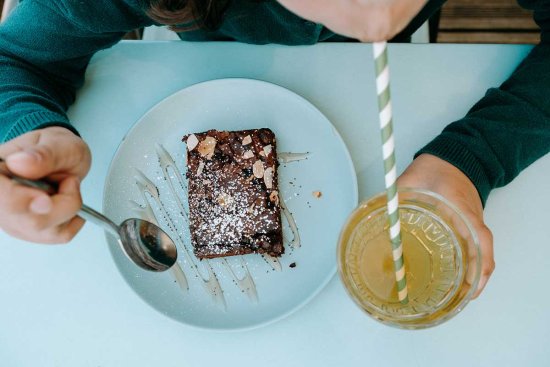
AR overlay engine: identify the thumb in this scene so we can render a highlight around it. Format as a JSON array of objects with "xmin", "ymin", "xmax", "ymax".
[
  {"xmin": 6, "ymin": 145, "xmax": 66, "ymax": 179},
  {"xmin": 0, "ymin": 127, "xmax": 90, "ymax": 181}
]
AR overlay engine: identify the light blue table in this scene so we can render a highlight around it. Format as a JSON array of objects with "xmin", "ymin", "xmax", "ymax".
[{"xmin": 1, "ymin": 41, "xmax": 549, "ymax": 366}]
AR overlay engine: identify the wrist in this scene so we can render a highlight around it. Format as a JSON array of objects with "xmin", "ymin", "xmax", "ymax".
[
  {"xmin": 415, "ymin": 136, "xmax": 491, "ymax": 206},
  {"xmin": 2, "ymin": 111, "xmax": 78, "ymax": 143},
  {"xmin": 399, "ymin": 153, "xmax": 482, "ymax": 212},
  {"xmin": 39, "ymin": 126, "xmax": 91, "ymax": 179}
]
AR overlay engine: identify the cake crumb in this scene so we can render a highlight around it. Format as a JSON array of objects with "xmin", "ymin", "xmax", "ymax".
[
  {"xmin": 312, "ymin": 191, "xmax": 322, "ymax": 198},
  {"xmin": 289, "ymin": 262, "xmax": 297, "ymax": 268}
]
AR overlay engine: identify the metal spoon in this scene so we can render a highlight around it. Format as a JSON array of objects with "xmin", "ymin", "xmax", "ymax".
[{"xmin": 0, "ymin": 158, "xmax": 177, "ymax": 272}]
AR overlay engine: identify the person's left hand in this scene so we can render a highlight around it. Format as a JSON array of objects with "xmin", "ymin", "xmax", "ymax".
[
  {"xmin": 397, "ymin": 154, "xmax": 495, "ymax": 298},
  {"xmin": 277, "ymin": 0, "xmax": 427, "ymax": 42}
]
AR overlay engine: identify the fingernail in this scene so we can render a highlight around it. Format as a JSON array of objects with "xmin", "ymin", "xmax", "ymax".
[
  {"xmin": 477, "ymin": 275, "xmax": 489, "ymax": 293},
  {"xmin": 30, "ymin": 196, "xmax": 52, "ymax": 214}
]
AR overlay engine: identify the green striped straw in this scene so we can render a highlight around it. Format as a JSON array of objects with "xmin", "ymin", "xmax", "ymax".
[{"xmin": 373, "ymin": 41, "xmax": 409, "ymax": 304}]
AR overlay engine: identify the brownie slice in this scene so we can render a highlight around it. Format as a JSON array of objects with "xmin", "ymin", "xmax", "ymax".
[{"xmin": 183, "ymin": 129, "xmax": 283, "ymax": 259}]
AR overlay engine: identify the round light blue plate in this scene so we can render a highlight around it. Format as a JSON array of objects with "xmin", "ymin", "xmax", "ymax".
[{"xmin": 103, "ymin": 79, "xmax": 358, "ymax": 330}]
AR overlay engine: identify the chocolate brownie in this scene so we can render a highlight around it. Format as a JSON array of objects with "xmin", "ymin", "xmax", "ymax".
[{"xmin": 183, "ymin": 129, "xmax": 283, "ymax": 259}]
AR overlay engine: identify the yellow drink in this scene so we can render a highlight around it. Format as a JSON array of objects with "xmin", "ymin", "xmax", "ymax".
[{"xmin": 338, "ymin": 189, "xmax": 481, "ymax": 329}]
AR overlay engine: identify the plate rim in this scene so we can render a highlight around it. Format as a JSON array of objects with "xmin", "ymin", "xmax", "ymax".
[{"xmin": 102, "ymin": 77, "xmax": 359, "ymax": 331}]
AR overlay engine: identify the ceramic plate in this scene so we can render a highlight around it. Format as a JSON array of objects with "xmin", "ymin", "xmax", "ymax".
[{"xmin": 103, "ymin": 79, "xmax": 357, "ymax": 330}]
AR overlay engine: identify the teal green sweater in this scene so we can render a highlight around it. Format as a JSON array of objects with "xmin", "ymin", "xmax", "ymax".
[{"xmin": 0, "ymin": 0, "xmax": 549, "ymax": 205}]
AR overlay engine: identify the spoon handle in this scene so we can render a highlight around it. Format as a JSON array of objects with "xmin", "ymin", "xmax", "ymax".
[
  {"xmin": 78, "ymin": 206, "xmax": 119, "ymax": 236},
  {"xmin": 14, "ymin": 175, "xmax": 56, "ymax": 194},
  {"xmin": 0, "ymin": 157, "xmax": 58, "ymax": 194},
  {"xmin": 0, "ymin": 157, "xmax": 119, "ymax": 236}
]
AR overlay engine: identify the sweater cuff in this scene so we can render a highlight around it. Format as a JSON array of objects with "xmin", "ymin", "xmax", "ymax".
[
  {"xmin": 415, "ymin": 135, "xmax": 492, "ymax": 206},
  {"xmin": 3, "ymin": 110, "xmax": 80, "ymax": 142}
]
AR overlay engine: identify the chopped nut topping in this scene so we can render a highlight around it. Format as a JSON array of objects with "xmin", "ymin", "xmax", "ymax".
[
  {"xmin": 242, "ymin": 135, "xmax": 252, "ymax": 145},
  {"xmin": 197, "ymin": 161, "xmax": 205, "ymax": 176},
  {"xmin": 187, "ymin": 134, "xmax": 199, "ymax": 151},
  {"xmin": 197, "ymin": 136, "xmax": 217, "ymax": 159},
  {"xmin": 259, "ymin": 151, "xmax": 266, "ymax": 157},
  {"xmin": 243, "ymin": 150, "xmax": 255, "ymax": 159},
  {"xmin": 217, "ymin": 193, "xmax": 234, "ymax": 207},
  {"xmin": 263, "ymin": 144, "xmax": 272, "ymax": 156},
  {"xmin": 253, "ymin": 160, "xmax": 264, "ymax": 178},
  {"xmin": 264, "ymin": 167, "xmax": 274, "ymax": 189},
  {"xmin": 269, "ymin": 190, "xmax": 279, "ymax": 205},
  {"xmin": 312, "ymin": 191, "xmax": 322, "ymax": 198},
  {"xmin": 247, "ymin": 203, "xmax": 255, "ymax": 214}
]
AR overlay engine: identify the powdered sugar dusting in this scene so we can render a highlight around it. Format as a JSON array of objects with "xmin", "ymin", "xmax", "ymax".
[
  {"xmin": 129, "ymin": 140, "xmax": 305, "ymax": 310},
  {"xmin": 133, "ymin": 169, "xmax": 227, "ymax": 310},
  {"xmin": 185, "ymin": 130, "xmax": 283, "ymax": 258}
]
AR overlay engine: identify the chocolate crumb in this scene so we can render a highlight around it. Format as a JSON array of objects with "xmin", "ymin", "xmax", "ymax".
[{"xmin": 289, "ymin": 262, "xmax": 296, "ymax": 268}]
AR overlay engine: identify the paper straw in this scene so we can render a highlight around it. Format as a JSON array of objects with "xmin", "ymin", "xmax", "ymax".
[{"xmin": 373, "ymin": 41, "xmax": 409, "ymax": 304}]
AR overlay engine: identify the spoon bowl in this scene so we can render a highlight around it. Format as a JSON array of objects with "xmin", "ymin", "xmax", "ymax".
[
  {"xmin": 78, "ymin": 204, "xmax": 179, "ymax": 272},
  {"xmin": 119, "ymin": 218, "xmax": 177, "ymax": 271}
]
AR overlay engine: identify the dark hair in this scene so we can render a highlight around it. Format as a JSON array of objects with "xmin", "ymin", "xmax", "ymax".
[{"xmin": 147, "ymin": 0, "xmax": 231, "ymax": 31}]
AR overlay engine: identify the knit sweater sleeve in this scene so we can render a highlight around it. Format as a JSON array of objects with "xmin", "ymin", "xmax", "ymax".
[
  {"xmin": 0, "ymin": 0, "xmax": 152, "ymax": 142},
  {"xmin": 416, "ymin": 0, "xmax": 550, "ymax": 205}
]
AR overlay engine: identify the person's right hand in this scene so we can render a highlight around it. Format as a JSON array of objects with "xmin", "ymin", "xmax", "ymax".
[{"xmin": 0, "ymin": 126, "xmax": 91, "ymax": 244}]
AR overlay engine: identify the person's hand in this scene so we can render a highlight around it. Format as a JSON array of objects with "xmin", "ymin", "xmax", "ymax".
[
  {"xmin": 397, "ymin": 154, "xmax": 495, "ymax": 298},
  {"xmin": 277, "ymin": 0, "xmax": 427, "ymax": 42},
  {"xmin": 0, "ymin": 126, "xmax": 91, "ymax": 244}
]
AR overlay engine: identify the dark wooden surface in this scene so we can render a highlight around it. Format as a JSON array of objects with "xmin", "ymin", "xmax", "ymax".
[
  {"xmin": 0, "ymin": 0, "xmax": 541, "ymax": 44},
  {"xmin": 439, "ymin": 0, "xmax": 539, "ymax": 43}
]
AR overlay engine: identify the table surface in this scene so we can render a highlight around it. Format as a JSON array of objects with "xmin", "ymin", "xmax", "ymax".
[{"xmin": 1, "ymin": 41, "xmax": 549, "ymax": 367}]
